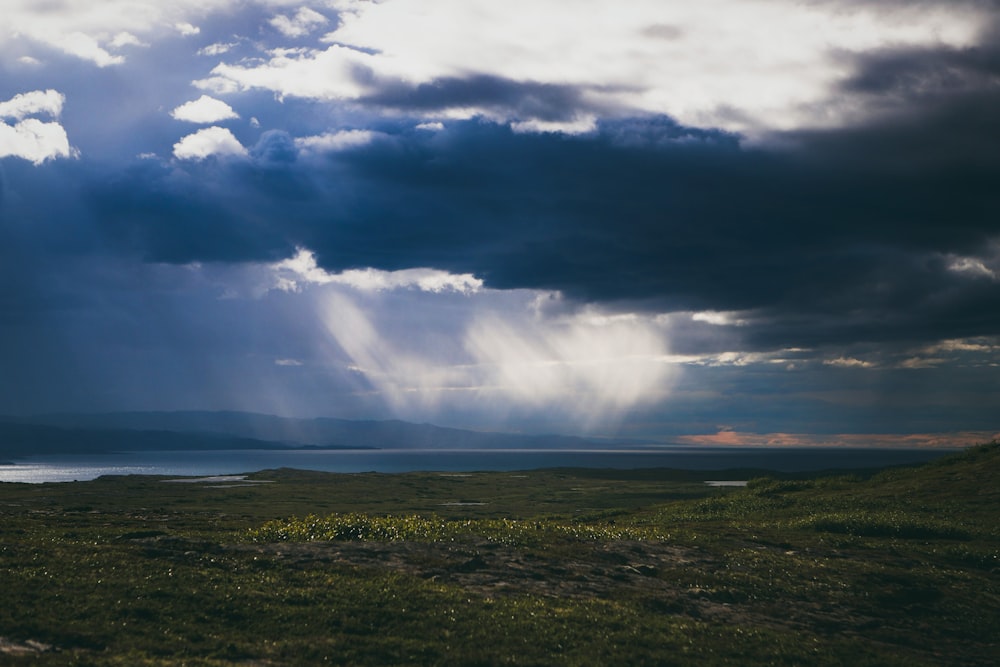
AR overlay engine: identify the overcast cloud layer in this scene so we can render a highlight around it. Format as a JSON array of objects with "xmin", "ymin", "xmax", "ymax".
[{"xmin": 1, "ymin": 0, "xmax": 998, "ymax": 445}]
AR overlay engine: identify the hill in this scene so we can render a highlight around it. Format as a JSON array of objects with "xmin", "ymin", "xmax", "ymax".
[{"xmin": 0, "ymin": 410, "xmax": 609, "ymax": 458}]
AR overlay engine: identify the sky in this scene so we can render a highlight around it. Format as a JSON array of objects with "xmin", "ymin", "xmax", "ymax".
[{"xmin": 1, "ymin": 0, "xmax": 999, "ymax": 447}]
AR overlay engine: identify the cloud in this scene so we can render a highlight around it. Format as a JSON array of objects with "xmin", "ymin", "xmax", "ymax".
[
  {"xmin": 691, "ymin": 311, "xmax": 749, "ymax": 327},
  {"xmin": 947, "ymin": 247, "xmax": 999, "ymax": 281},
  {"xmin": 824, "ymin": 357, "xmax": 876, "ymax": 369},
  {"xmin": 109, "ymin": 32, "xmax": 146, "ymax": 49},
  {"xmin": 195, "ymin": 44, "xmax": 376, "ymax": 99},
  {"xmin": 198, "ymin": 42, "xmax": 238, "ymax": 56},
  {"xmin": 510, "ymin": 117, "xmax": 597, "ymax": 135},
  {"xmin": 55, "ymin": 32, "xmax": 125, "ymax": 67},
  {"xmin": 0, "ymin": 90, "xmax": 74, "ymax": 164},
  {"xmin": 924, "ymin": 338, "xmax": 1000, "ymax": 354},
  {"xmin": 948, "ymin": 257, "xmax": 997, "ymax": 280},
  {"xmin": 80, "ymin": 104, "xmax": 1000, "ymax": 352},
  {"xmin": 172, "ymin": 126, "xmax": 247, "ymax": 160},
  {"xmin": 293, "ymin": 130, "xmax": 379, "ymax": 154},
  {"xmin": 175, "ymin": 22, "xmax": 201, "ymax": 36},
  {"xmin": 329, "ymin": 268, "xmax": 482, "ymax": 294},
  {"xmin": 171, "ymin": 95, "xmax": 240, "ymax": 123},
  {"xmin": 193, "ymin": 0, "xmax": 991, "ymax": 134},
  {"xmin": 0, "ymin": 119, "xmax": 75, "ymax": 165},
  {"xmin": 362, "ymin": 75, "xmax": 602, "ymax": 129},
  {"xmin": 0, "ymin": 90, "xmax": 65, "ymax": 120},
  {"xmin": 0, "ymin": 0, "xmax": 228, "ymax": 70},
  {"xmin": 271, "ymin": 248, "xmax": 483, "ymax": 294},
  {"xmin": 270, "ymin": 7, "xmax": 329, "ymax": 37}
]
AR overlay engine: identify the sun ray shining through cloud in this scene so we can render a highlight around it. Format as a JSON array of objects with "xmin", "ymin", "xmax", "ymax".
[{"xmin": 300, "ymin": 263, "xmax": 679, "ymax": 431}]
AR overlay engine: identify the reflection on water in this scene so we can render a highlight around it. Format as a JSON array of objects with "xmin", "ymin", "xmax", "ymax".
[
  {"xmin": 0, "ymin": 447, "xmax": 959, "ymax": 484},
  {"xmin": 0, "ymin": 460, "xmax": 163, "ymax": 483}
]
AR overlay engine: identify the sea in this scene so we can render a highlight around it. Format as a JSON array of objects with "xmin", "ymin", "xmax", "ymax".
[{"xmin": 0, "ymin": 447, "xmax": 961, "ymax": 483}]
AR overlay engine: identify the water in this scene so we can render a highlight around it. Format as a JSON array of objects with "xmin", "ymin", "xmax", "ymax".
[{"xmin": 0, "ymin": 447, "xmax": 960, "ymax": 483}]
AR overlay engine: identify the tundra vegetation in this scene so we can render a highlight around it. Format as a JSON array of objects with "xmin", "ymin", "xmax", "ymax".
[{"xmin": 0, "ymin": 443, "xmax": 997, "ymax": 665}]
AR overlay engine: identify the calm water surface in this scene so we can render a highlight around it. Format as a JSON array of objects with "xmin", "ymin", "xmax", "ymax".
[{"xmin": 0, "ymin": 447, "xmax": 959, "ymax": 483}]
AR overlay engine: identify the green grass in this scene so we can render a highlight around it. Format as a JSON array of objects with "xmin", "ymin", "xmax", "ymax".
[{"xmin": 0, "ymin": 443, "xmax": 997, "ymax": 665}]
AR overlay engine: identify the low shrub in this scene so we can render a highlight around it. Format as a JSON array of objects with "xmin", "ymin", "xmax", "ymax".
[
  {"xmin": 246, "ymin": 513, "xmax": 664, "ymax": 546},
  {"xmin": 795, "ymin": 511, "xmax": 972, "ymax": 540}
]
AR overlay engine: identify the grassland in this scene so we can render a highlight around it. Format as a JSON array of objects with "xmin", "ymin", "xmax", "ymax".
[{"xmin": 0, "ymin": 444, "xmax": 997, "ymax": 665}]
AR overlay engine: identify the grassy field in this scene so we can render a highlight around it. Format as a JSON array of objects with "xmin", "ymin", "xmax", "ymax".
[{"xmin": 0, "ymin": 444, "xmax": 997, "ymax": 665}]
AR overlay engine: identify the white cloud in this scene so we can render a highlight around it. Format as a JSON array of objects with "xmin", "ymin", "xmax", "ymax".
[
  {"xmin": 898, "ymin": 356, "xmax": 945, "ymax": 369},
  {"xmin": 193, "ymin": 0, "xmax": 988, "ymax": 135},
  {"xmin": 110, "ymin": 32, "xmax": 146, "ymax": 49},
  {"xmin": 925, "ymin": 338, "xmax": 999, "ymax": 354},
  {"xmin": 824, "ymin": 357, "xmax": 875, "ymax": 369},
  {"xmin": 199, "ymin": 42, "xmax": 237, "ymax": 56},
  {"xmin": 270, "ymin": 7, "xmax": 329, "ymax": 37},
  {"xmin": 172, "ymin": 126, "xmax": 247, "ymax": 160},
  {"xmin": 947, "ymin": 255, "xmax": 998, "ymax": 281},
  {"xmin": 691, "ymin": 310, "xmax": 749, "ymax": 327},
  {"xmin": 175, "ymin": 22, "xmax": 201, "ymax": 36},
  {"xmin": 59, "ymin": 32, "xmax": 125, "ymax": 66},
  {"xmin": 195, "ymin": 44, "xmax": 376, "ymax": 100},
  {"xmin": 0, "ymin": 90, "xmax": 64, "ymax": 120},
  {"xmin": 1, "ymin": 0, "xmax": 237, "ymax": 66},
  {"xmin": 171, "ymin": 95, "xmax": 240, "ymax": 123},
  {"xmin": 659, "ymin": 347, "xmax": 813, "ymax": 368},
  {"xmin": 275, "ymin": 358, "xmax": 304, "ymax": 367},
  {"xmin": 294, "ymin": 129, "xmax": 379, "ymax": 154},
  {"xmin": 271, "ymin": 248, "xmax": 483, "ymax": 294},
  {"xmin": 510, "ymin": 116, "xmax": 597, "ymax": 136},
  {"xmin": 331, "ymin": 268, "xmax": 483, "ymax": 294},
  {"xmin": 866, "ymin": 335, "xmax": 1000, "ymax": 370},
  {"xmin": 0, "ymin": 90, "xmax": 74, "ymax": 164},
  {"xmin": 0, "ymin": 118, "xmax": 75, "ymax": 165}
]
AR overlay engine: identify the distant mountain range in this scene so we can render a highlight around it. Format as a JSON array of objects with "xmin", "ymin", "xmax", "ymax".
[{"xmin": 0, "ymin": 411, "xmax": 615, "ymax": 459}]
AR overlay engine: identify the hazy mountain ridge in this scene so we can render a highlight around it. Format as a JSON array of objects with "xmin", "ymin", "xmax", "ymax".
[
  {"xmin": 0, "ymin": 411, "xmax": 614, "ymax": 458},
  {"xmin": 0, "ymin": 421, "xmax": 302, "ymax": 459}
]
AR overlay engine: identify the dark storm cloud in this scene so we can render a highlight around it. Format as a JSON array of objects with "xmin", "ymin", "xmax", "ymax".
[
  {"xmin": 69, "ymin": 81, "xmax": 1000, "ymax": 351},
  {"xmin": 251, "ymin": 130, "xmax": 298, "ymax": 164},
  {"xmin": 86, "ymin": 159, "xmax": 298, "ymax": 264},
  {"xmin": 364, "ymin": 75, "xmax": 606, "ymax": 122},
  {"xmin": 841, "ymin": 45, "xmax": 1000, "ymax": 98}
]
